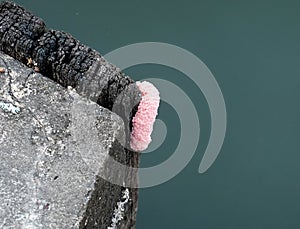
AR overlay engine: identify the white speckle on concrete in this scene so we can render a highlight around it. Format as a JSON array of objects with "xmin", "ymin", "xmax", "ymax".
[
  {"xmin": 0, "ymin": 129, "xmax": 7, "ymax": 144},
  {"xmin": 108, "ymin": 188, "xmax": 130, "ymax": 229},
  {"xmin": 100, "ymin": 66, "xmax": 107, "ymax": 74},
  {"xmin": 0, "ymin": 101, "xmax": 20, "ymax": 114},
  {"xmin": 11, "ymin": 82, "xmax": 32, "ymax": 99},
  {"xmin": 45, "ymin": 126, "xmax": 52, "ymax": 135}
]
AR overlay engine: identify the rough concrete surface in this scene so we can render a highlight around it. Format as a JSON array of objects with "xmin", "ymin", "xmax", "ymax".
[{"xmin": 0, "ymin": 51, "xmax": 139, "ymax": 228}]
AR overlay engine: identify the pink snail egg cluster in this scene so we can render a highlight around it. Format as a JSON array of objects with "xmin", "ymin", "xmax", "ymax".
[{"xmin": 130, "ymin": 81, "xmax": 160, "ymax": 152}]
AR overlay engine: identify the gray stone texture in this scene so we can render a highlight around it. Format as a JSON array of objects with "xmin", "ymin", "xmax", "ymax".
[{"xmin": 0, "ymin": 51, "xmax": 139, "ymax": 228}]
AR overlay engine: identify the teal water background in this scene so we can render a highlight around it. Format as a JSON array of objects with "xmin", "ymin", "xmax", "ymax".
[{"xmin": 14, "ymin": 0, "xmax": 300, "ymax": 228}]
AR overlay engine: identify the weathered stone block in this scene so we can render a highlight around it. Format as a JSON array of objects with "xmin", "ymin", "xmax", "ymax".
[{"xmin": 0, "ymin": 52, "xmax": 138, "ymax": 228}]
